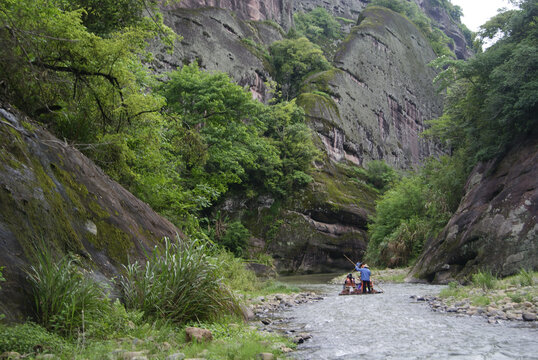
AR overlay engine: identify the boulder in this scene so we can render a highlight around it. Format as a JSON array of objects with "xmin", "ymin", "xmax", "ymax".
[
  {"xmin": 185, "ymin": 327, "xmax": 213, "ymax": 343},
  {"xmin": 0, "ymin": 105, "xmax": 181, "ymax": 321}
]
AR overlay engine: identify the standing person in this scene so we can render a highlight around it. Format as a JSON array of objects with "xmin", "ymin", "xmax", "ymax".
[{"xmin": 356, "ymin": 263, "xmax": 372, "ymax": 293}]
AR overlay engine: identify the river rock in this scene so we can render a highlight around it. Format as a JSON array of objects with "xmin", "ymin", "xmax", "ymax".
[
  {"xmin": 185, "ymin": 327, "xmax": 212, "ymax": 343},
  {"xmin": 121, "ymin": 351, "xmax": 149, "ymax": 360},
  {"xmin": 0, "ymin": 352, "xmax": 21, "ymax": 360},
  {"xmin": 257, "ymin": 353, "xmax": 274, "ymax": 360},
  {"xmin": 166, "ymin": 353, "xmax": 185, "ymax": 360},
  {"xmin": 522, "ymin": 312, "xmax": 537, "ymax": 321}
]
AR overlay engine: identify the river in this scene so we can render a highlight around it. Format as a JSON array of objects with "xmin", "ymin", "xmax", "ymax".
[{"xmin": 274, "ymin": 275, "xmax": 538, "ymax": 359}]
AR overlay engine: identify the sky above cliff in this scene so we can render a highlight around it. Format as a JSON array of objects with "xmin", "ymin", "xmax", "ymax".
[{"xmin": 451, "ymin": 0, "xmax": 517, "ymax": 32}]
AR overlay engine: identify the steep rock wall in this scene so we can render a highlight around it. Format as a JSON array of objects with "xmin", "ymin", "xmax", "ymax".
[
  {"xmin": 155, "ymin": 7, "xmax": 283, "ymax": 102},
  {"xmin": 0, "ymin": 105, "xmax": 180, "ymax": 321},
  {"xmin": 408, "ymin": 138, "xmax": 538, "ymax": 283},
  {"xmin": 301, "ymin": 7, "xmax": 444, "ymax": 169},
  {"xmin": 165, "ymin": 0, "xmax": 294, "ymax": 30}
]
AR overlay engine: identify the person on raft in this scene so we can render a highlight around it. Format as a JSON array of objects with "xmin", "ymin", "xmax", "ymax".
[
  {"xmin": 343, "ymin": 273, "xmax": 357, "ymax": 293},
  {"xmin": 355, "ymin": 262, "xmax": 372, "ymax": 293}
]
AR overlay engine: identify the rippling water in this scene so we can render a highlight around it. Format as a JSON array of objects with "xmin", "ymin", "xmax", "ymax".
[{"xmin": 276, "ymin": 279, "xmax": 538, "ymax": 360}]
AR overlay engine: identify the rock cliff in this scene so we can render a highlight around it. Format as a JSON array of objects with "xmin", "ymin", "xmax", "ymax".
[
  {"xmin": 155, "ymin": 1, "xmax": 456, "ymax": 272},
  {"xmin": 408, "ymin": 138, "xmax": 538, "ymax": 283},
  {"xmin": 0, "ymin": 105, "xmax": 181, "ymax": 321},
  {"xmin": 300, "ymin": 7, "xmax": 444, "ymax": 169}
]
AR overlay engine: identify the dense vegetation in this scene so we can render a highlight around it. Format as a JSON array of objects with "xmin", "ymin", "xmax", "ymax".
[
  {"xmin": 0, "ymin": 240, "xmax": 297, "ymax": 358},
  {"xmin": 0, "ymin": 0, "xmax": 318, "ymax": 244},
  {"xmin": 365, "ymin": 0, "xmax": 537, "ymax": 267}
]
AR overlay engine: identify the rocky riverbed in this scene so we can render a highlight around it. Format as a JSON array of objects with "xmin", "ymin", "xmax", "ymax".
[
  {"xmin": 249, "ymin": 292, "xmax": 325, "ymax": 346},
  {"xmin": 413, "ymin": 286, "xmax": 538, "ymax": 324}
]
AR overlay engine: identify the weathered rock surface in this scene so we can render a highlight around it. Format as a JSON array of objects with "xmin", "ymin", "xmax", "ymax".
[
  {"xmin": 408, "ymin": 138, "xmax": 538, "ymax": 283},
  {"xmin": 0, "ymin": 105, "xmax": 181, "ymax": 321},
  {"xmin": 154, "ymin": 7, "xmax": 283, "ymax": 102},
  {"xmin": 301, "ymin": 7, "xmax": 444, "ymax": 169},
  {"xmin": 165, "ymin": 0, "xmax": 294, "ymax": 30}
]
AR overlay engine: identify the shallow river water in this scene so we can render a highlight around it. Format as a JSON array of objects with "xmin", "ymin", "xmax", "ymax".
[{"xmin": 275, "ymin": 275, "xmax": 538, "ymax": 360}]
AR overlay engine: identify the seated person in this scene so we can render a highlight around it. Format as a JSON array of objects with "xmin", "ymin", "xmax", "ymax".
[{"xmin": 342, "ymin": 273, "xmax": 357, "ymax": 293}]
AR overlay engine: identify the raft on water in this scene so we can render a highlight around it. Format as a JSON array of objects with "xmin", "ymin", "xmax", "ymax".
[{"xmin": 338, "ymin": 289, "xmax": 383, "ymax": 295}]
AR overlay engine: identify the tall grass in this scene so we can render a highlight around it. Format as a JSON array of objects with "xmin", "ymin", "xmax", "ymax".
[
  {"xmin": 517, "ymin": 268, "xmax": 535, "ymax": 287},
  {"xmin": 25, "ymin": 249, "xmax": 110, "ymax": 338},
  {"xmin": 471, "ymin": 270, "xmax": 497, "ymax": 291},
  {"xmin": 120, "ymin": 237, "xmax": 242, "ymax": 324}
]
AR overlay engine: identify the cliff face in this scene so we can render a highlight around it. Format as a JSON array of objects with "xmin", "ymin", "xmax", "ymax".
[
  {"xmin": 0, "ymin": 105, "xmax": 180, "ymax": 321},
  {"xmin": 408, "ymin": 139, "xmax": 538, "ymax": 283},
  {"xmin": 155, "ymin": 7, "xmax": 284, "ymax": 102},
  {"xmin": 156, "ymin": 1, "xmax": 451, "ymax": 272},
  {"xmin": 165, "ymin": 0, "xmax": 294, "ymax": 30},
  {"xmin": 301, "ymin": 7, "xmax": 444, "ymax": 169}
]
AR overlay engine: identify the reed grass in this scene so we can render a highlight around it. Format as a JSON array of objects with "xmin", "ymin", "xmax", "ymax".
[
  {"xmin": 119, "ymin": 237, "xmax": 242, "ymax": 324},
  {"xmin": 25, "ymin": 248, "xmax": 109, "ymax": 338}
]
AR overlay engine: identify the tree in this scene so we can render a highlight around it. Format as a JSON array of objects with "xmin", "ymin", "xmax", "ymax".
[
  {"xmin": 269, "ymin": 37, "xmax": 331, "ymax": 99},
  {"xmin": 427, "ymin": 0, "xmax": 538, "ymax": 162},
  {"xmin": 294, "ymin": 7, "xmax": 342, "ymax": 46}
]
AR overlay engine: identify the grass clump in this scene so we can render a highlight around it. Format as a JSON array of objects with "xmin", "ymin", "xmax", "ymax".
[
  {"xmin": 471, "ymin": 270, "xmax": 497, "ymax": 291},
  {"xmin": 120, "ymin": 237, "xmax": 242, "ymax": 324},
  {"xmin": 517, "ymin": 268, "xmax": 535, "ymax": 287},
  {"xmin": 439, "ymin": 281, "xmax": 467, "ymax": 300},
  {"xmin": 25, "ymin": 248, "xmax": 110, "ymax": 338}
]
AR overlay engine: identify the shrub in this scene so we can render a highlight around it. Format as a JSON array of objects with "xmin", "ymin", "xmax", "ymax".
[
  {"xmin": 212, "ymin": 250, "xmax": 259, "ymax": 293},
  {"xmin": 220, "ymin": 221, "xmax": 251, "ymax": 257},
  {"xmin": 0, "ymin": 322, "xmax": 70, "ymax": 355},
  {"xmin": 119, "ymin": 237, "xmax": 242, "ymax": 324},
  {"xmin": 25, "ymin": 249, "xmax": 110, "ymax": 338},
  {"xmin": 364, "ymin": 160, "xmax": 398, "ymax": 191},
  {"xmin": 517, "ymin": 268, "xmax": 535, "ymax": 287}
]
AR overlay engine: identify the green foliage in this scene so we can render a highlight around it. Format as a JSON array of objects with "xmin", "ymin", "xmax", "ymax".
[
  {"xmin": 517, "ymin": 268, "xmax": 535, "ymax": 287},
  {"xmin": 366, "ymin": 154, "xmax": 468, "ymax": 267},
  {"xmin": 220, "ymin": 221, "xmax": 251, "ymax": 257},
  {"xmin": 428, "ymin": 1, "xmax": 538, "ymax": 163},
  {"xmin": 0, "ymin": 322, "xmax": 71, "ymax": 355},
  {"xmin": 364, "ymin": 160, "xmax": 399, "ymax": 191},
  {"xmin": 0, "ymin": 0, "xmax": 171, "ymax": 143},
  {"xmin": 368, "ymin": 0, "xmax": 455, "ymax": 57},
  {"xmin": 211, "ymin": 250, "xmax": 259, "ymax": 293},
  {"xmin": 159, "ymin": 64, "xmax": 317, "ymax": 202},
  {"xmin": 119, "ymin": 237, "xmax": 242, "ymax": 324},
  {"xmin": 63, "ymin": 0, "xmax": 174, "ymax": 37},
  {"xmin": 471, "ymin": 270, "xmax": 498, "ymax": 291},
  {"xmin": 471, "ymin": 295, "xmax": 491, "ymax": 307},
  {"xmin": 181, "ymin": 318, "xmax": 294, "ymax": 359},
  {"xmin": 269, "ymin": 37, "xmax": 331, "ymax": 99},
  {"xmin": 25, "ymin": 249, "xmax": 110, "ymax": 338},
  {"xmin": 293, "ymin": 7, "xmax": 342, "ymax": 47}
]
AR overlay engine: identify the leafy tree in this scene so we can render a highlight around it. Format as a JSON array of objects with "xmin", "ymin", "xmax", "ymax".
[
  {"xmin": 0, "ymin": 0, "xmax": 171, "ymax": 144},
  {"xmin": 366, "ymin": 154, "xmax": 468, "ymax": 267},
  {"xmin": 427, "ymin": 0, "xmax": 538, "ymax": 162},
  {"xmin": 269, "ymin": 37, "xmax": 331, "ymax": 99},
  {"xmin": 364, "ymin": 160, "xmax": 399, "ymax": 191},
  {"xmin": 220, "ymin": 221, "xmax": 251, "ymax": 257},
  {"xmin": 293, "ymin": 7, "xmax": 342, "ymax": 46}
]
